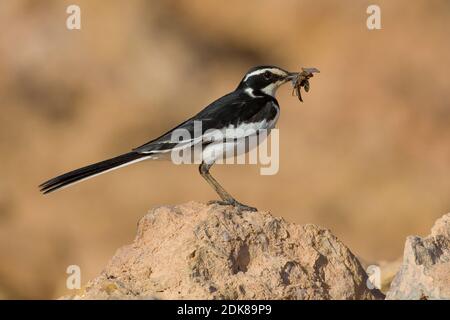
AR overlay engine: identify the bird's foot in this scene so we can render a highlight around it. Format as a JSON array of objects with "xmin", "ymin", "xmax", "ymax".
[{"xmin": 207, "ymin": 199, "xmax": 257, "ymax": 212}]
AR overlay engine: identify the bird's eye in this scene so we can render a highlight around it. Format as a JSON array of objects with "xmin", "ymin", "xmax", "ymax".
[{"xmin": 263, "ymin": 71, "xmax": 272, "ymax": 80}]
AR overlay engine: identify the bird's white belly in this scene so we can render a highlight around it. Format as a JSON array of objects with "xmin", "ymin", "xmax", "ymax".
[
  {"xmin": 201, "ymin": 140, "xmax": 249, "ymax": 164},
  {"xmin": 201, "ymin": 117, "xmax": 279, "ymax": 165}
]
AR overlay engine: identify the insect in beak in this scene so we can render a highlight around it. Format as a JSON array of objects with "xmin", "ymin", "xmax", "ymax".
[{"xmin": 290, "ymin": 67, "xmax": 320, "ymax": 102}]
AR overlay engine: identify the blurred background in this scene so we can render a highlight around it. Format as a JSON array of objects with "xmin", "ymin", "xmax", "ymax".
[{"xmin": 0, "ymin": 0, "xmax": 449, "ymax": 299}]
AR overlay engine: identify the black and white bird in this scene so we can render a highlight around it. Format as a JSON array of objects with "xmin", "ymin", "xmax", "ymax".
[{"xmin": 39, "ymin": 66, "xmax": 301, "ymax": 211}]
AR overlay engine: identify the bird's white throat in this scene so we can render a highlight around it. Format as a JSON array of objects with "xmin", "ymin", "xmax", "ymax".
[{"xmin": 260, "ymin": 80, "xmax": 284, "ymax": 97}]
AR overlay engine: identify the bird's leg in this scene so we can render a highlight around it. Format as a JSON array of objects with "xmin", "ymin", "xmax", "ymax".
[
  {"xmin": 199, "ymin": 162, "xmax": 257, "ymax": 212},
  {"xmin": 199, "ymin": 162, "xmax": 233, "ymax": 202}
]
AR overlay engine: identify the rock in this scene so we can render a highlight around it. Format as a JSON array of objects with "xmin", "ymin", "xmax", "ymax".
[
  {"xmin": 386, "ymin": 213, "xmax": 450, "ymax": 300},
  {"xmin": 68, "ymin": 202, "xmax": 382, "ymax": 300}
]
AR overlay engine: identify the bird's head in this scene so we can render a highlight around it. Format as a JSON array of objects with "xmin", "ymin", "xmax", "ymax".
[{"xmin": 237, "ymin": 66, "xmax": 298, "ymax": 97}]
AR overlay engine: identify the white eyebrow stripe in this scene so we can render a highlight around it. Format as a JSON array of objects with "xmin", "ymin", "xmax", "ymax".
[{"xmin": 243, "ymin": 68, "xmax": 287, "ymax": 82}]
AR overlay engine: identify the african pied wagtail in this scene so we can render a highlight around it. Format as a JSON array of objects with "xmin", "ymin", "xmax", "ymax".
[{"xmin": 40, "ymin": 66, "xmax": 303, "ymax": 211}]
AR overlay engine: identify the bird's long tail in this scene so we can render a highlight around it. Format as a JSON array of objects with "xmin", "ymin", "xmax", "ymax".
[{"xmin": 39, "ymin": 151, "xmax": 149, "ymax": 194}]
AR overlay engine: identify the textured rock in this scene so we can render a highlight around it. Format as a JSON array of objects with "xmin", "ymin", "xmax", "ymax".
[
  {"xmin": 69, "ymin": 202, "xmax": 382, "ymax": 300},
  {"xmin": 387, "ymin": 213, "xmax": 450, "ymax": 300}
]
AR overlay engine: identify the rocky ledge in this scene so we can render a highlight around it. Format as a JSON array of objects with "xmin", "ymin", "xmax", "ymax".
[
  {"xmin": 66, "ymin": 202, "xmax": 385, "ymax": 300},
  {"xmin": 386, "ymin": 213, "xmax": 450, "ymax": 300}
]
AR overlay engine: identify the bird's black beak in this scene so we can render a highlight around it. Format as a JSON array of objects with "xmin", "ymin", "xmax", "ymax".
[{"xmin": 285, "ymin": 72, "xmax": 299, "ymax": 82}]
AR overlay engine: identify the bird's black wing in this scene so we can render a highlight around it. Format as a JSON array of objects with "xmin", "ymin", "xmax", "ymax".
[
  {"xmin": 132, "ymin": 91, "xmax": 276, "ymax": 154},
  {"xmin": 39, "ymin": 90, "xmax": 277, "ymax": 194}
]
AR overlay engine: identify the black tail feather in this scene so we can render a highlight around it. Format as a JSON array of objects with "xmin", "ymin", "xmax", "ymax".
[{"xmin": 39, "ymin": 152, "xmax": 146, "ymax": 194}]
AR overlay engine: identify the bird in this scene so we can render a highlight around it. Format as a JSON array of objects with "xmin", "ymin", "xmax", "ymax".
[{"xmin": 39, "ymin": 66, "xmax": 302, "ymax": 211}]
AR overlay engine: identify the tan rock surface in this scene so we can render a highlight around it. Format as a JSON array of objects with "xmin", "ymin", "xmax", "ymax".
[
  {"xmin": 68, "ymin": 202, "xmax": 382, "ymax": 300},
  {"xmin": 387, "ymin": 213, "xmax": 450, "ymax": 300}
]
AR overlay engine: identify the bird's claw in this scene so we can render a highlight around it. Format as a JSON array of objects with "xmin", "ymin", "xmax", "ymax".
[{"xmin": 207, "ymin": 199, "xmax": 257, "ymax": 212}]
